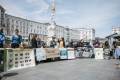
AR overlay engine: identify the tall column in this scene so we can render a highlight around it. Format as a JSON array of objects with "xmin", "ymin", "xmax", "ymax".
[{"xmin": 47, "ymin": 0, "xmax": 56, "ymax": 47}]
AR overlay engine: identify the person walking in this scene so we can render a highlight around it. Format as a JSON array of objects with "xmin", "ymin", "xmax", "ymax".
[
  {"xmin": 0, "ymin": 28, "xmax": 5, "ymax": 79},
  {"xmin": 50, "ymin": 37, "xmax": 56, "ymax": 48},
  {"xmin": 0, "ymin": 28, "xmax": 5, "ymax": 48},
  {"xmin": 59, "ymin": 37, "xmax": 65, "ymax": 48},
  {"xmin": 11, "ymin": 29, "xmax": 22, "ymax": 48},
  {"xmin": 55, "ymin": 39, "xmax": 60, "ymax": 48},
  {"xmin": 37, "ymin": 37, "xmax": 42, "ymax": 48},
  {"xmin": 31, "ymin": 34, "xmax": 38, "ymax": 48}
]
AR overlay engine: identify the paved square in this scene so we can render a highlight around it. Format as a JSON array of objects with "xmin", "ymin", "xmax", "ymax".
[{"xmin": 4, "ymin": 59, "xmax": 120, "ymax": 80}]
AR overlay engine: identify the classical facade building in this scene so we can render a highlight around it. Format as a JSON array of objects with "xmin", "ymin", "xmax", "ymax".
[
  {"xmin": 0, "ymin": 5, "xmax": 5, "ymax": 29},
  {"xmin": 5, "ymin": 14, "xmax": 48, "ymax": 41},
  {"xmin": 79, "ymin": 28, "xmax": 95, "ymax": 41},
  {"xmin": 1, "ymin": 5, "xmax": 88, "ymax": 43},
  {"xmin": 112, "ymin": 27, "xmax": 120, "ymax": 34}
]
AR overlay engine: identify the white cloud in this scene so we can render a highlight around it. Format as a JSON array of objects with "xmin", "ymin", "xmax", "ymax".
[
  {"xmin": 0, "ymin": 0, "xmax": 27, "ymax": 18},
  {"xmin": 25, "ymin": 0, "xmax": 50, "ymax": 22}
]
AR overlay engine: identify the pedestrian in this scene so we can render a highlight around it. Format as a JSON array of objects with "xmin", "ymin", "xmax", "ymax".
[
  {"xmin": 93, "ymin": 39, "xmax": 100, "ymax": 48},
  {"xmin": 69, "ymin": 40, "xmax": 73, "ymax": 48},
  {"xmin": 11, "ymin": 29, "xmax": 22, "ymax": 48},
  {"xmin": 77, "ymin": 39, "xmax": 84, "ymax": 47},
  {"xmin": 37, "ymin": 37, "xmax": 42, "ymax": 48},
  {"xmin": 55, "ymin": 39, "xmax": 60, "ymax": 48},
  {"xmin": 114, "ymin": 44, "xmax": 120, "ymax": 68},
  {"xmin": 50, "ymin": 37, "xmax": 56, "ymax": 48},
  {"xmin": 59, "ymin": 37, "xmax": 65, "ymax": 48},
  {"xmin": 31, "ymin": 34, "xmax": 38, "ymax": 48},
  {"xmin": 0, "ymin": 28, "xmax": 5, "ymax": 48},
  {"xmin": 0, "ymin": 28, "xmax": 5, "ymax": 79},
  {"xmin": 65, "ymin": 40, "xmax": 69, "ymax": 48}
]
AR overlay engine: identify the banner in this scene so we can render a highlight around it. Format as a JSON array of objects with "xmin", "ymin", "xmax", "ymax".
[
  {"xmin": 35, "ymin": 48, "xmax": 46, "ymax": 61},
  {"xmin": 44, "ymin": 48, "xmax": 60, "ymax": 58},
  {"xmin": 6, "ymin": 49, "xmax": 35, "ymax": 71},
  {"xmin": 59, "ymin": 48, "xmax": 68, "ymax": 59},
  {"xmin": 67, "ymin": 48, "xmax": 75, "ymax": 59},
  {"xmin": 94, "ymin": 48, "xmax": 104, "ymax": 59}
]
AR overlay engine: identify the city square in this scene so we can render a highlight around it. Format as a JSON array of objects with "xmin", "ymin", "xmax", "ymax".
[{"xmin": 0, "ymin": 0, "xmax": 120, "ymax": 80}]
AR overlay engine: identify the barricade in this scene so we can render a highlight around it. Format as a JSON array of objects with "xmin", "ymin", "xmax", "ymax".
[
  {"xmin": 104, "ymin": 49, "xmax": 110, "ymax": 59},
  {"xmin": 67, "ymin": 48, "xmax": 75, "ymax": 59},
  {"xmin": 5, "ymin": 48, "xmax": 35, "ymax": 71},
  {"xmin": 94, "ymin": 48, "xmax": 104, "ymax": 59},
  {"xmin": 35, "ymin": 48, "xmax": 46, "ymax": 62},
  {"xmin": 0, "ymin": 49, "xmax": 6, "ymax": 72},
  {"xmin": 59, "ymin": 48, "xmax": 68, "ymax": 59},
  {"xmin": 75, "ymin": 47, "xmax": 83, "ymax": 58},
  {"xmin": 44, "ymin": 48, "xmax": 60, "ymax": 59}
]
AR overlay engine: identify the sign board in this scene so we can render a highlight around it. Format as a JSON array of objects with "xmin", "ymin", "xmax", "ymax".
[
  {"xmin": 59, "ymin": 48, "xmax": 68, "ymax": 59},
  {"xmin": 94, "ymin": 48, "xmax": 104, "ymax": 59},
  {"xmin": 5, "ymin": 49, "xmax": 35, "ymax": 71},
  {"xmin": 44, "ymin": 48, "xmax": 60, "ymax": 58},
  {"xmin": 35, "ymin": 48, "xmax": 46, "ymax": 61},
  {"xmin": 67, "ymin": 48, "xmax": 75, "ymax": 59}
]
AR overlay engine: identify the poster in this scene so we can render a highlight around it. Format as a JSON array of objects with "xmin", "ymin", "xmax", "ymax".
[
  {"xmin": 67, "ymin": 48, "xmax": 75, "ymax": 59},
  {"xmin": 35, "ymin": 48, "xmax": 46, "ymax": 61},
  {"xmin": 94, "ymin": 48, "xmax": 104, "ymax": 59},
  {"xmin": 44, "ymin": 48, "xmax": 60, "ymax": 58},
  {"xmin": 59, "ymin": 48, "xmax": 68, "ymax": 59},
  {"xmin": 6, "ymin": 49, "xmax": 35, "ymax": 71}
]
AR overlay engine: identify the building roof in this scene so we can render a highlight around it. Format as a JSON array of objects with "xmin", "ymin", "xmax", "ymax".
[
  {"xmin": 0, "ymin": 5, "xmax": 5, "ymax": 11},
  {"xmin": 106, "ymin": 33, "xmax": 119, "ymax": 38}
]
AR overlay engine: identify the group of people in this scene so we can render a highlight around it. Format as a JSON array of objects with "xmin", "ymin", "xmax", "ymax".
[
  {"xmin": 49, "ymin": 37, "xmax": 65, "ymax": 48},
  {"xmin": 0, "ymin": 28, "xmax": 22, "ymax": 48}
]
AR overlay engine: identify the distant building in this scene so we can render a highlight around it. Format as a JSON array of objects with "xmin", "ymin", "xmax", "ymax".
[
  {"xmin": 5, "ymin": 14, "xmax": 48, "ymax": 41},
  {"xmin": 1, "ymin": 5, "xmax": 84, "ymax": 43},
  {"xmin": 112, "ymin": 27, "xmax": 120, "ymax": 34},
  {"xmin": 69, "ymin": 29, "xmax": 80, "ymax": 41},
  {"xmin": 0, "ymin": 5, "xmax": 5, "ymax": 29},
  {"xmin": 78, "ymin": 28, "xmax": 95, "ymax": 41}
]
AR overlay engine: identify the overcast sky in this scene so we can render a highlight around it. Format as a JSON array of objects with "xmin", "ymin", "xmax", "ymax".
[{"xmin": 0, "ymin": 0, "xmax": 120, "ymax": 38}]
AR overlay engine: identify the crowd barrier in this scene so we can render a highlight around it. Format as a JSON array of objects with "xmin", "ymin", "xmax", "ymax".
[
  {"xmin": 59, "ymin": 48, "xmax": 68, "ymax": 59},
  {"xmin": 0, "ymin": 49, "xmax": 5, "ymax": 73},
  {"xmin": 44, "ymin": 48, "xmax": 60, "ymax": 59},
  {"xmin": 94, "ymin": 48, "xmax": 104, "ymax": 59},
  {"xmin": 35, "ymin": 48, "xmax": 46, "ymax": 62},
  {"xmin": 67, "ymin": 48, "xmax": 75, "ymax": 59},
  {"xmin": 4, "ymin": 48, "xmax": 35, "ymax": 72},
  {"xmin": 0, "ymin": 48, "xmax": 106, "ymax": 72}
]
